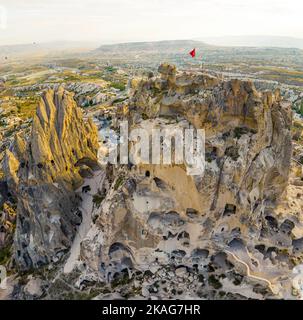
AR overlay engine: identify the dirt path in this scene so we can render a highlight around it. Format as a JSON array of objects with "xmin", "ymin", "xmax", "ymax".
[{"xmin": 63, "ymin": 170, "xmax": 105, "ymax": 274}]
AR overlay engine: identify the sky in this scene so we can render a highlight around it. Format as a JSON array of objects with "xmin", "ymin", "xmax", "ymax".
[{"xmin": 0, "ymin": 0, "xmax": 302, "ymax": 46}]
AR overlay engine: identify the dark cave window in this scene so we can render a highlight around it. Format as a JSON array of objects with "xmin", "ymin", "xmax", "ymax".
[
  {"xmin": 265, "ymin": 216, "xmax": 278, "ymax": 230},
  {"xmin": 223, "ymin": 204, "xmax": 237, "ymax": 216},
  {"xmin": 145, "ymin": 170, "xmax": 150, "ymax": 177},
  {"xmin": 154, "ymin": 177, "xmax": 165, "ymax": 188},
  {"xmin": 82, "ymin": 185, "xmax": 91, "ymax": 193},
  {"xmin": 255, "ymin": 244, "xmax": 266, "ymax": 254},
  {"xmin": 186, "ymin": 208, "xmax": 198, "ymax": 216}
]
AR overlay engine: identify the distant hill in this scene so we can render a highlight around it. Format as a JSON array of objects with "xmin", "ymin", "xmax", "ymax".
[
  {"xmin": 198, "ymin": 35, "xmax": 303, "ymax": 49},
  {"xmin": 95, "ymin": 40, "xmax": 210, "ymax": 54},
  {"xmin": 0, "ymin": 41, "xmax": 99, "ymax": 59}
]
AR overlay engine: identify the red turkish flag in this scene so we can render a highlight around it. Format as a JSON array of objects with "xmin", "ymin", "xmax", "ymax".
[{"xmin": 189, "ymin": 48, "xmax": 196, "ymax": 58}]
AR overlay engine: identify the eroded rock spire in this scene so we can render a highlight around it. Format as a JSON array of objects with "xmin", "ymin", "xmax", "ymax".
[{"xmin": 3, "ymin": 87, "xmax": 99, "ymax": 270}]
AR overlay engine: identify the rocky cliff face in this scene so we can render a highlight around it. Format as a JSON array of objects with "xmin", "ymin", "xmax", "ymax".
[
  {"xmin": 1, "ymin": 65, "xmax": 298, "ymax": 300},
  {"xmin": 127, "ymin": 64, "xmax": 292, "ymax": 219},
  {"xmin": 2, "ymin": 87, "xmax": 99, "ymax": 270},
  {"xmin": 75, "ymin": 64, "xmax": 295, "ymax": 299}
]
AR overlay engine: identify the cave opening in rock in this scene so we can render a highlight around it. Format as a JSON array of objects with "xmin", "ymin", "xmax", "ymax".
[
  {"xmin": 82, "ymin": 185, "xmax": 91, "ymax": 193},
  {"xmin": 265, "ymin": 215, "xmax": 279, "ymax": 230},
  {"xmin": 186, "ymin": 208, "xmax": 198, "ymax": 217},
  {"xmin": 223, "ymin": 204, "xmax": 237, "ymax": 216},
  {"xmin": 154, "ymin": 177, "xmax": 165, "ymax": 188}
]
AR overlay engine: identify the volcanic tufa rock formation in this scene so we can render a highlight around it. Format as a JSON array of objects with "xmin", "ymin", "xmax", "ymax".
[
  {"xmin": 77, "ymin": 64, "xmax": 294, "ymax": 299},
  {"xmin": 126, "ymin": 64, "xmax": 292, "ymax": 219},
  {"xmin": 2, "ymin": 87, "xmax": 99, "ymax": 270},
  {"xmin": 1, "ymin": 65, "xmax": 298, "ymax": 300}
]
